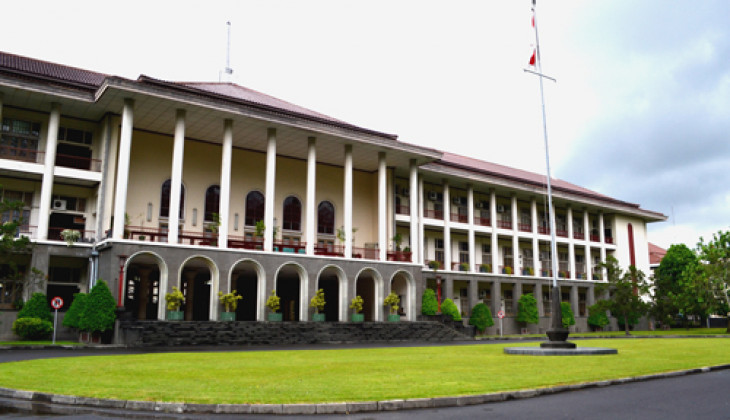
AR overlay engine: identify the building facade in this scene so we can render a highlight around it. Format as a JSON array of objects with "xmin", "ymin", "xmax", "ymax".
[{"xmin": 0, "ymin": 51, "xmax": 665, "ymax": 336}]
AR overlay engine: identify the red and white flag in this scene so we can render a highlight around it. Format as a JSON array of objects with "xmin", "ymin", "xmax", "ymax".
[{"xmin": 528, "ymin": 7, "xmax": 537, "ymax": 67}]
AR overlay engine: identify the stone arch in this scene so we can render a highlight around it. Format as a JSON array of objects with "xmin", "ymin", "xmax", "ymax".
[
  {"xmin": 178, "ymin": 255, "xmax": 220, "ymax": 321},
  {"xmin": 390, "ymin": 270, "xmax": 416, "ymax": 321},
  {"xmin": 316, "ymin": 264, "xmax": 347, "ymax": 321},
  {"xmin": 228, "ymin": 258, "xmax": 266, "ymax": 321},
  {"xmin": 354, "ymin": 267, "xmax": 384, "ymax": 322},
  {"xmin": 123, "ymin": 251, "xmax": 168, "ymax": 321},
  {"xmin": 274, "ymin": 262, "xmax": 308, "ymax": 321}
]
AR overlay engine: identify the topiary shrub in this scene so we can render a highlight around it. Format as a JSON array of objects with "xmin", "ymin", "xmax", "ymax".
[
  {"xmin": 17, "ymin": 292, "xmax": 52, "ymax": 323},
  {"xmin": 561, "ymin": 302, "xmax": 575, "ymax": 328},
  {"xmin": 441, "ymin": 298, "xmax": 461, "ymax": 321},
  {"xmin": 516, "ymin": 294, "xmax": 539, "ymax": 325},
  {"xmin": 421, "ymin": 288, "xmax": 438, "ymax": 315},
  {"xmin": 12, "ymin": 317, "xmax": 53, "ymax": 340},
  {"xmin": 469, "ymin": 302, "xmax": 494, "ymax": 333},
  {"xmin": 79, "ymin": 281, "xmax": 117, "ymax": 333},
  {"xmin": 587, "ymin": 303, "xmax": 609, "ymax": 329},
  {"xmin": 62, "ymin": 293, "xmax": 88, "ymax": 330}
]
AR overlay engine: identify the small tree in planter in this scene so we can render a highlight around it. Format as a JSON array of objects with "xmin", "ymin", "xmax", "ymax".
[
  {"xmin": 587, "ymin": 302, "xmax": 610, "ymax": 331},
  {"xmin": 266, "ymin": 290, "xmax": 282, "ymax": 321},
  {"xmin": 392, "ymin": 233, "xmax": 403, "ymax": 251},
  {"xmin": 165, "ymin": 287, "xmax": 185, "ymax": 321},
  {"xmin": 441, "ymin": 298, "xmax": 461, "ymax": 321},
  {"xmin": 384, "ymin": 292, "xmax": 401, "ymax": 321},
  {"xmin": 516, "ymin": 294, "xmax": 539, "ymax": 333},
  {"xmin": 17, "ymin": 292, "xmax": 52, "ymax": 323},
  {"xmin": 421, "ymin": 288, "xmax": 438, "ymax": 316},
  {"xmin": 63, "ymin": 292, "xmax": 88, "ymax": 340},
  {"xmin": 350, "ymin": 295, "xmax": 364, "ymax": 322},
  {"xmin": 218, "ymin": 290, "xmax": 242, "ymax": 321},
  {"xmin": 469, "ymin": 302, "xmax": 494, "ymax": 334},
  {"xmin": 60, "ymin": 229, "xmax": 81, "ymax": 246},
  {"xmin": 78, "ymin": 281, "xmax": 117, "ymax": 343},
  {"xmin": 310, "ymin": 288, "xmax": 326, "ymax": 321},
  {"xmin": 561, "ymin": 302, "xmax": 576, "ymax": 329}
]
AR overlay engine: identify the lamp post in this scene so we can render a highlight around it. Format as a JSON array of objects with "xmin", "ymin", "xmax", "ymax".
[{"xmin": 117, "ymin": 255, "xmax": 128, "ymax": 308}]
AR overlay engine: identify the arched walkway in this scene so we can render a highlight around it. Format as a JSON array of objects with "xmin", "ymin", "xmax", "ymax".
[
  {"xmin": 276, "ymin": 263, "xmax": 307, "ymax": 322},
  {"xmin": 317, "ymin": 265, "xmax": 346, "ymax": 322},
  {"xmin": 391, "ymin": 271, "xmax": 415, "ymax": 321},
  {"xmin": 355, "ymin": 268, "xmax": 383, "ymax": 322},
  {"xmin": 179, "ymin": 256, "xmax": 219, "ymax": 321},
  {"xmin": 230, "ymin": 259, "xmax": 265, "ymax": 321},
  {"xmin": 123, "ymin": 252, "xmax": 166, "ymax": 320}
]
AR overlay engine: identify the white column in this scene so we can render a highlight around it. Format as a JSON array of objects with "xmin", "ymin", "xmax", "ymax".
[
  {"xmin": 167, "ymin": 109, "xmax": 186, "ymax": 244},
  {"xmin": 511, "ymin": 195, "xmax": 519, "ymax": 275},
  {"xmin": 377, "ymin": 152, "xmax": 387, "ymax": 261},
  {"xmin": 112, "ymin": 99, "xmax": 134, "ymax": 239},
  {"xmin": 343, "ymin": 145, "xmax": 353, "ymax": 258},
  {"xmin": 568, "ymin": 207, "xmax": 575, "ymax": 279},
  {"xmin": 264, "ymin": 128, "xmax": 277, "ymax": 252},
  {"xmin": 531, "ymin": 198, "xmax": 539, "ymax": 277},
  {"xmin": 490, "ymin": 190, "xmax": 498, "ymax": 274},
  {"xmin": 599, "ymin": 212, "xmax": 607, "ymax": 277},
  {"xmin": 409, "ymin": 159, "xmax": 419, "ymax": 263},
  {"xmin": 218, "ymin": 119, "xmax": 233, "ymax": 249},
  {"xmin": 37, "ymin": 102, "xmax": 61, "ymax": 240},
  {"xmin": 305, "ymin": 137, "xmax": 317, "ymax": 255},
  {"xmin": 418, "ymin": 176, "xmax": 425, "ymax": 264},
  {"xmin": 584, "ymin": 211, "xmax": 592, "ymax": 279},
  {"xmin": 467, "ymin": 185, "xmax": 476, "ymax": 273},
  {"xmin": 442, "ymin": 180, "xmax": 451, "ymax": 271},
  {"xmin": 0, "ymin": 93, "xmax": 3, "ymax": 136}
]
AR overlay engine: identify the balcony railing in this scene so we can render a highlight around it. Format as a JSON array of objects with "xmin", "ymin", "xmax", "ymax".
[
  {"xmin": 395, "ymin": 204, "xmax": 409, "ymax": 215},
  {"xmin": 538, "ymin": 226, "xmax": 550, "ymax": 234},
  {"xmin": 518, "ymin": 223, "xmax": 532, "ymax": 232},
  {"xmin": 0, "ymin": 145, "xmax": 43, "ymax": 163},
  {"xmin": 55, "ymin": 153, "xmax": 102, "ymax": 172},
  {"xmin": 605, "ymin": 236, "xmax": 614, "ymax": 244},
  {"xmin": 474, "ymin": 216, "xmax": 491, "ymax": 227},
  {"xmin": 556, "ymin": 229, "xmax": 568, "ymax": 238},
  {"xmin": 497, "ymin": 220, "xmax": 512, "ymax": 229},
  {"xmin": 48, "ymin": 227, "xmax": 96, "ymax": 242},
  {"xmin": 352, "ymin": 246, "xmax": 379, "ymax": 260},
  {"xmin": 573, "ymin": 232, "xmax": 585, "ymax": 240},
  {"xmin": 450, "ymin": 213, "xmax": 468, "ymax": 223},
  {"xmin": 387, "ymin": 250, "xmax": 412, "ymax": 262},
  {"xmin": 590, "ymin": 234, "xmax": 600, "ymax": 242},
  {"xmin": 424, "ymin": 209, "xmax": 444, "ymax": 220}
]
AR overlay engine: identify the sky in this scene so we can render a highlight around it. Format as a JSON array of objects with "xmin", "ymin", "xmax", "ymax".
[{"xmin": 2, "ymin": 0, "xmax": 728, "ymax": 250}]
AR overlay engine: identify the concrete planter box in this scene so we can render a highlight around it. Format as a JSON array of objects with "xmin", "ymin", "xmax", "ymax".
[
  {"xmin": 166, "ymin": 310, "xmax": 183, "ymax": 321},
  {"xmin": 351, "ymin": 313, "xmax": 364, "ymax": 323},
  {"xmin": 387, "ymin": 314, "xmax": 401, "ymax": 322},
  {"xmin": 267, "ymin": 313, "xmax": 283, "ymax": 322},
  {"xmin": 312, "ymin": 313, "xmax": 326, "ymax": 322},
  {"xmin": 220, "ymin": 312, "xmax": 236, "ymax": 321}
]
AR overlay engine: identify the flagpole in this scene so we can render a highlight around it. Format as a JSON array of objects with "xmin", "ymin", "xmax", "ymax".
[{"xmin": 527, "ymin": 0, "xmax": 574, "ymax": 348}]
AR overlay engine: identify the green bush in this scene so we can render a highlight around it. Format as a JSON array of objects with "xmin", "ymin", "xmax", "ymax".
[
  {"xmin": 468, "ymin": 302, "xmax": 494, "ymax": 333},
  {"xmin": 561, "ymin": 302, "xmax": 575, "ymax": 328},
  {"xmin": 79, "ymin": 281, "xmax": 117, "ymax": 333},
  {"xmin": 587, "ymin": 303, "xmax": 609, "ymax": 328},
  {"xmin": 441, "ymin": 298, "xmax": 461, "ymax": 321},
  {"xmin": 421, "ymin": 288, "xmax": 438, "ymax": 315},
  {"xmin": 12, "ymin": 317, "xmax": 53, "ymax": 340},
  {"xmin": 62, "ymin": 293, "xmax": 88, "ymax": 330},
  {"xmin": 17, "ymin": 292, "xmax": 52, "ymax": 323},
  {"xmin": 516, "ymin": 294, "xmax": 539, "ymax": 325}
]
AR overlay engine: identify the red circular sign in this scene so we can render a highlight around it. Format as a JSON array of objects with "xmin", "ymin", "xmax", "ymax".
[
  {"xmin": 51, "ymin": 297, "xmax": 64, "ymax": 309},
  {"xmin": 497, "ymin": 310, "xmax": 505, "ymax": 319}
]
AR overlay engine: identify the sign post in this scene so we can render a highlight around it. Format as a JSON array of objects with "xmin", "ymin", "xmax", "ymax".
[
  {"xmin": 51, "ymin": 297, "xmax": 64, "ymax": 345},
  {"xmin": 497, "ymin": 309, "xmax": 505, "ymax": 337}
]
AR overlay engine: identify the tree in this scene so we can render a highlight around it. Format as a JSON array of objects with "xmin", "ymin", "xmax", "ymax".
[
  {"xmin": 0, "ymin": 191, "xmax": 33, "ymax": 302},
  {"xmin": 62, "ymin": 293, "xmax": 88, "ymax": 329},
  {"xmin": 696, "ymin": 230, "xmax": 730, "ymax": 332},
  {"xmin": 421, "ymin": 288, "xmax": 438, "ymax": 315},
  {"xmin": 652, "ymin": 244, "xmax": 696, "ymax": 327},
  {"xmin": 17, "ymin": 292, "xmax": 52, "ymax": 323},
  {"xmin": 596, "ymin": 255, "xmax": 651, "ymax": 336},
  {"xmin": 516, "ymin": 294, "xmax": 539, "ymax": 326},
  {"xmin": 672, "ymin": 259, "xmax": 717, "ymax": 327},
  {"xmin": 440, "ymin": 298, "xmax": 461, "ymax": 321},
  {"xmin": 560, "ymin": 302, "xmax": 575, "ymax": 329},
  {"xmin": 78, "ymin": 281, "xmax": 117, "ymax": 333},
  {"xmin": 469, "ymin": 303, "xmax": 494, "ymax": 333},
  {"xmin": 587, "ymin": 303, "xmax": 610, "ymax": 330}
]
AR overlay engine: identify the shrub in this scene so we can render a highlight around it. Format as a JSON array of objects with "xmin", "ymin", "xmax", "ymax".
[
  {"xmin": 79, "ymin": 281, "xmax": 117, "ymax": 333},
  {"xmin": 350, "ymin": 295, "xmax": 364, "ymax": 313},
  {"xmin": 266, "ymin": 290, "xmax": 280, "ymax": 313},
  {"xmin": 310, "ymin": 289, "xmax": 326, "ymax": 313},
  {"xmin": 17, "ymin": 292, "xmax": 52, "ymax": 323},
  {"xmin": 441, "ymin": 298, "xmax": 461, "ymax": 321},
  {"xmin": 587, "ymin": 303, "xmax": 610, "ymax": 328},
  {"xmin": 384, "ymin": 292, "xmax": 400, "ymax": 314},
  {"xmin": 165, "ymin": 286, "xmax": 185, "ymax": 311},
  {"xmin": 469, "ymin": 303, "xmax": 494, "ymax": 333},
  {"xmin": 561, "ymin": 302, "xmax": 575, "ymax": 328},
  {"xmin": 12, "ymin": 317, "xmax": 53, "ymax": 340},
  {"xmin": 62, "ymin": 293, "xmax": 88, "ymax": 330},
  {"xmin": 516, "ymin": 294, "xmax": 539, "ymax": 325},
  {"xmin": 218, "ymin": 290, "xmax": 242, "ymax": 312},
  {"xmin": 421, "ymin": 288, "xmax": 438, "ymax": 315}
]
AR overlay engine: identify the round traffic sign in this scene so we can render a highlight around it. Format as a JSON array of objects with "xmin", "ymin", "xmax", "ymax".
[
  {"xmin": 51, "ymin": 296, "xmax": 64, "ymax": 310},
  {"xmin": 497, "ymin": 310, "xmax": 505, "ymax": 319}
]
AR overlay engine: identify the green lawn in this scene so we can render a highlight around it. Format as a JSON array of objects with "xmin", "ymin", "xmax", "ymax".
[{"xmin": 0, "ymin": 339, "xmax": 728, "ymax": 404}]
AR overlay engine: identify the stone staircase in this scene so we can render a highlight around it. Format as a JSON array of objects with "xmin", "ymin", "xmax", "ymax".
[{"xmin": 119, "ymin": 320, "xmax": 474, "ymax": 347}]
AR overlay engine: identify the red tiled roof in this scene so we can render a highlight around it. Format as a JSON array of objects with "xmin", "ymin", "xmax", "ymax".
[
  {"xmin": 649, "ymin": 242, "xmax": 667, "ymax": 265},
  {"xmin": 0, "ymin": 51, "xmax": 106, "ymax": 88}
]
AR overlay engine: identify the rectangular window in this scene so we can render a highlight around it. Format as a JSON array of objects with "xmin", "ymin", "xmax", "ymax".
[
  {"xmin": 434, "ymin": 238, "xmax": 444, "ymax": 264},
  {"xmin": 459, "ymin": 241, "xmax": 469, "ymax": 264}
]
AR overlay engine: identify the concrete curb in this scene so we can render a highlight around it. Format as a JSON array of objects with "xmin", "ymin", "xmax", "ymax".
[
  {"xmin": 2, "ymin": 363, "xmax": 730, "ymax": 415},
  {"xmin": 477, "ymin": 334, "xmax": 730, "ymax": 341}
]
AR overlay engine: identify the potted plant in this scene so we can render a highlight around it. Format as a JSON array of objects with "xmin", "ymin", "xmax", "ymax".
[
  {"xmin": 384, "ymin": 292, "xmax": 400, "ymax": 322},
  {"xmin": 392, "ymin": 233, "xmax": 403, "ymax": 251},
  {"xmin": 350, "ymin": 295, "xmax": 364, "ymax": 322},
  {"xmin": 480, "ymin": 263, "xmax": 491, "ymax": 273},
  {"xmin": 218, "ymin": 290, "xmax": 242, "ymax": 321},
  {"xmin": 459, "ymin": 262, "xmax": 469, "ymax": 272},
  {"xmin": 428, "ymin": 260, "xmax": 441, "ymax": 271},
  {"xmin": 266, "ymin": 290, "xmax": 282, "ymax": 321},
  {"xmin": 310, "ymin": 288, "xmax": 326, "ymax": 322},
  {"xmin": 503, "ymin": 266, "xmax": 513, "ymax": 275},
  {"xmin": 165, "ymin": 287, "xmax": 185, "ymax": 321},
  {"xmin": 60, "ymin": 229, "xmax": 81, "ymax": 246}
]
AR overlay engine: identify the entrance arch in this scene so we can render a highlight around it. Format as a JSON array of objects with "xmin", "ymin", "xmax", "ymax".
[
  {"xmin": 391, "ymin": 270, "xmax": 415, "ymax": 321},
  {"xmin": 355, "ymin": 268, "xmax": 383, "ymax": 322},
  {"xmin": 317, "ymin": 265, "xmax": 346, "ymax": 321},
  {"xmin": 275, "ymin": 263, "xmax": 307, "ymax": 321},
  {"xmin": 230, "ymin": 259, "xmax": 265, "ymax": 321},
  {"xmin": 124, "ymin": 252, "xmax": 167, "ymax": 320},
  {"xmin": 179, "ymin": 256, "xmax": 219, "ymax": 321}
]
